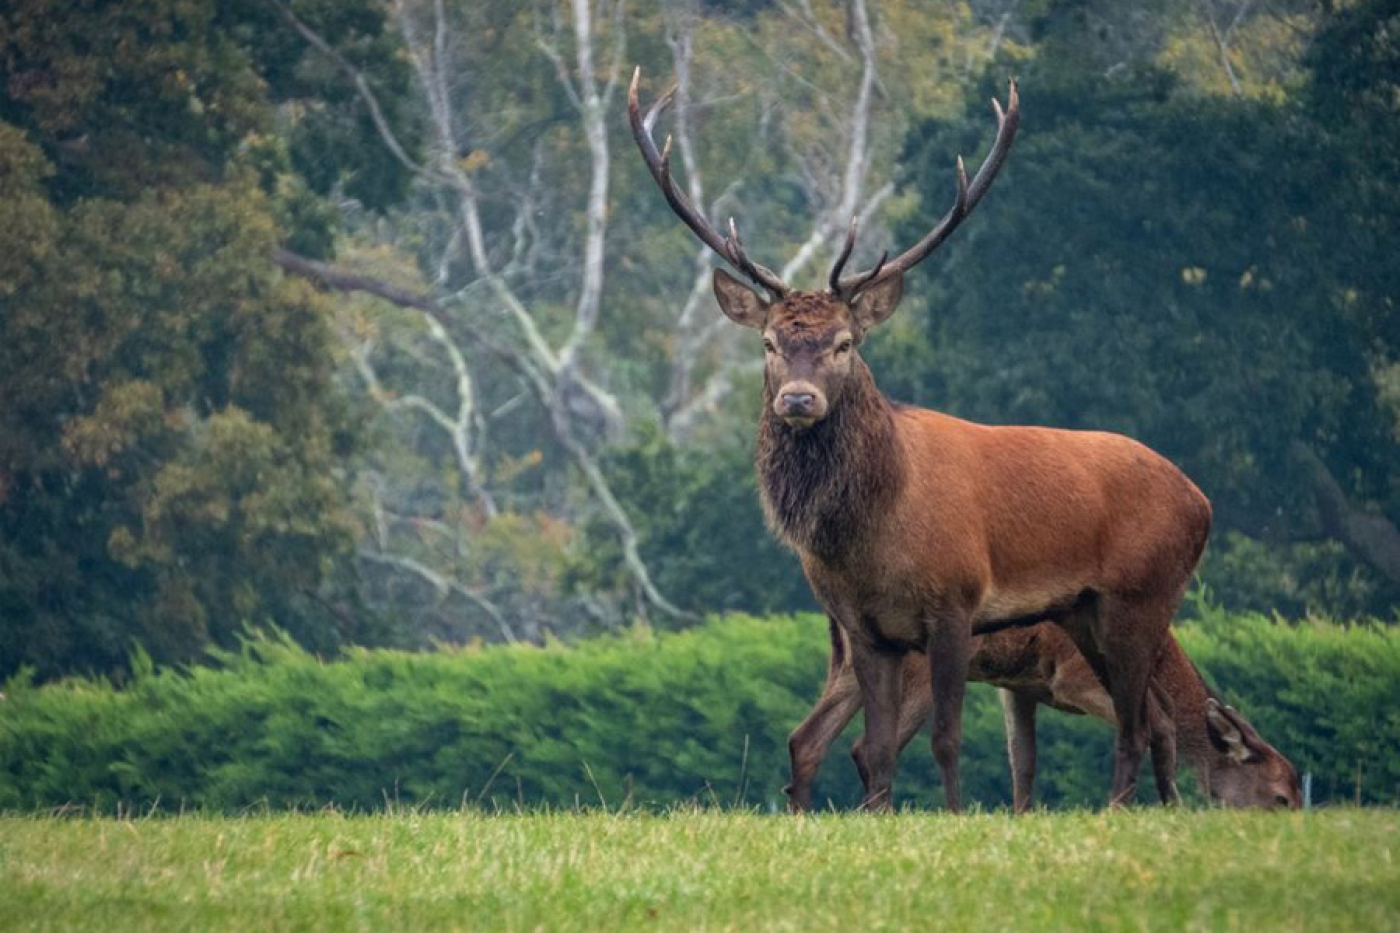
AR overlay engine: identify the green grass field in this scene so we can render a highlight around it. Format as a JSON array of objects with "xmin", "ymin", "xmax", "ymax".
[{"xmin": 2, "ymin": 809, "xmax": 1396, "ymax": 932}]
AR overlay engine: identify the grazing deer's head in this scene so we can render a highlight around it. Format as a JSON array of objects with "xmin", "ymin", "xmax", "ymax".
[
  {"xmin": 628, "ymin": 67, "xmax": 1019, "ymax": 431},
  {"xmin": 1204, "ymin": 699, "xmax": 1303, "ymax": 810}
]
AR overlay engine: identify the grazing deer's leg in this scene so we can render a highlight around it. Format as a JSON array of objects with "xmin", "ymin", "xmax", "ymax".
[
  {"xmin": 785, "ymin": 660, "xmax": 862, "ymax": 812},
  {"xmin": 848, "ymin": 639, "xmax": 904, "ymax": 812},
  {"xmin": 926, "ymin": 612, "xmax": 973, "ymax": 812},
  {"xmin": 1147, "ymin": 684, "xmax": 1182, "ymax": 805},
  {"xmin": 999, "ymin": 688, "xmax": 1040, "ymax": 814}
]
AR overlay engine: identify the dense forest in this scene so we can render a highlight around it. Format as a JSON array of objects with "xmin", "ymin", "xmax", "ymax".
[{"xmin": 2, "ymin": 0, "xmax": 1397, "ymax": 680}]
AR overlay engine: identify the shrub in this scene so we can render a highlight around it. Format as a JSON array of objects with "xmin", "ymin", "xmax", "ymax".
[{"xmin": 1, "ymin": 611, "xmax": 1395, "ymax": 812}]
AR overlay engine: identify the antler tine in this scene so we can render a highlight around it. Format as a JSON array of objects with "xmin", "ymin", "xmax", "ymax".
[
  {"xmin": 628, "ymin": 67, "xmax": 789, "ymax": 299},
  {"xmin": 640, "ymin": 77, "xmax": 677, "ymax": 140},
  {"xmin": 836, "ymin": 78, "xmax": 1020, "ymax": 296},
  {"xmin": 724, "ymin": 218, "xmax": 794, "ymax": 297},
  {"xmin": 827, "ymin": 217, "xmax": 889, "ymax": 298},
  {"xmin": 847, "ymin": 250, "xmax": 888, "ymax": 296},
  {"xmin": 967, "ymin": 80, "xmax": 1018, "ymax": 206},
  {"xmin": 828, "ymin": 217, "xmax": 858, "ymax": 295}
]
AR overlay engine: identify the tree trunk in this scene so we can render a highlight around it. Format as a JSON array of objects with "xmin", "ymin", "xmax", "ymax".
[{"xmin": 1293, "ymin": 441, "xmax": 1400, "ymax": 586}]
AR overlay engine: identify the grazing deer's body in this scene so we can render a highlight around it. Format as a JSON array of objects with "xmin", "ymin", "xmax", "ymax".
[
  {"xmin": 630, "ymin": 68, "xmax": 1217, "ymax": 810},
  {"xmin": 785, "ymin": 617, "xmax": 1302, "ymax": 812}
]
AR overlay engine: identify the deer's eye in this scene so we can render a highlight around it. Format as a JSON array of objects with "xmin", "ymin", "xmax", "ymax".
[
  {"xmin": 762, "ymin": 339, "xmax": 777, "ymax": 354},
  {"xmin": 834, "ymin": 339, "xmax": 854, "ymax": 355}
]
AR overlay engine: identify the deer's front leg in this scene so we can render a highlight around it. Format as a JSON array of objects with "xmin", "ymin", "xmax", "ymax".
[
  {"xmin": 848, "ymin": 638, "xmax": 905, "ymax": 812},
  {"xmin": 850, "ymin": 656, "xmax": 934, "ymax": 807},
  {"xmin": 926, "ymin": 613, "xmax": 972, "ymax": 813}
]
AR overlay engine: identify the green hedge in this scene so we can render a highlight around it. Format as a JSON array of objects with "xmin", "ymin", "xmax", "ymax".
[{"xmin": 2, "ymin": 611, "xmax": 1397, "ymax": 812}]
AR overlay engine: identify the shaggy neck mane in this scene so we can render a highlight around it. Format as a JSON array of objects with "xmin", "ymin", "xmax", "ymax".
[{"xmin": 755, "ymin": 358, "xmax": 904, "ymax": 563}]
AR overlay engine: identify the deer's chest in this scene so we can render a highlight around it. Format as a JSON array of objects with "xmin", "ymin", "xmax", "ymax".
[{"xmin": 804, "ymin": 558, "xmax": 932, "ymax": 650}]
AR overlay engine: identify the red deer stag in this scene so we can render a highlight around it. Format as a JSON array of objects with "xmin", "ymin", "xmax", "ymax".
[
  {"xmin": 629, "ymin": 68, "xmax": 1212, "ymax": 810},
  {"xmin": 786, "ymin": 617, "xmax": 1301, "ymax": 812}
]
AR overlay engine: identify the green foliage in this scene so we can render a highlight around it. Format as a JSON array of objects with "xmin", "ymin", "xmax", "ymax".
[
  {"xmin": 2, "ymin": 611, "xmax": 1396, "ymax": 814},
  {"xmin": 0, "ymin": 0, "xmax": 418, "ymax": 679},
  {"xmin": 1196, "ymin": 532, "xmax": 1385, "ymax": 621},
  {"xmin": 0, "ymin": 0, "xmax": 416, "ymax": 214},
  {"xmin": 0, "ymin": 171, "xmax": 362, "ymax": 677},
  {"xmin": 584, "ymin": 426, "xmax": 814, "ymax": 618}
]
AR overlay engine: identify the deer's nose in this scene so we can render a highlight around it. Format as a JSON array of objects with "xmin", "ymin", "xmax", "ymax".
[{"xmin": 781, "ymin": 392, "xmax": 816, "ymax": 414}]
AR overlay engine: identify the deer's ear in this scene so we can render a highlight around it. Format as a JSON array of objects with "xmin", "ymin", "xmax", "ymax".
[
  {"xmin": 713, "ymin": 268, "xmax": 767, "ymax": 330},
  {"xmin": 850, "ymin": 271, "xmax": 904, "ymax": 335},
  {"xmin": 1205, "ymin": 699, "xmax": 1262, "ymax": 764}
]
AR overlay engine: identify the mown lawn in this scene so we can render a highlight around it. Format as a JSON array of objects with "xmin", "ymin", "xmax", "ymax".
[{"xmin": 1, "ymin": 808, "xmax": 1395, "ymax": 932}]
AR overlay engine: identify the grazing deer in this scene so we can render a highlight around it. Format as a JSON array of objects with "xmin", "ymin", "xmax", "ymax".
[
  {"xmin": 785, "ymin": 617, "xmax": 1301, "ymax": 812},
  {"xmin": 629, "ymin": 69, "xmax": 1213, "ymax": 810}
]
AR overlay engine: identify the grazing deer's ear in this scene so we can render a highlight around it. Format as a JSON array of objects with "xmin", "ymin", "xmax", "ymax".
[
  {"xmin": 713, "ymin": 267, "xmax": 768, "ymax": 330},
  {"xmin": 1205, "ymin": 699, "xmax": 1262, "ymax": 764},
  {"xmin": 849, "ymin": 271, "xmax": 904, "ymax": 335}
]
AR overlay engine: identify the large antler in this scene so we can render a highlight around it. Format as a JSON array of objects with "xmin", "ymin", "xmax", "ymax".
[
  {"xmin": 628, "ymin": 67, "xmax": 790, "ymax": 300},
  {"xmin": 832, "ymin": 80, "xmax": 1020, "ymax": 298}
]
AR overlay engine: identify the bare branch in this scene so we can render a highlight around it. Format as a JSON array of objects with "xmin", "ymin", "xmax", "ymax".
[
  {"xmin": 536, "ymin": 13, "xmax": 584, "ymax": 111},
  {"xmin": 557, "ymin": 0, "xmax": 615, "ymax": 370},
  {"xmin": 777, "ymin": 0, "xmax": 854, "ymax": 63},
  {"xmin": 274, "ymin": 0, "xmax": 444, "ymax": 184},
  {"xmin": 293, "ymin": 0, "xmax": 689, "ymax": 625},
  {"xmin": 657, "ymin": 9, "xmax": 736, "ymax": 429},
  {"xmin": 572, "ymin": 0, "xmax": 600, "ymax": 98},
  {"xmin": 969, "ymin": 10, "xmax": 1014, "ymax": 78},
  {"xmin": 1199, "ymin": 0, "xmax": 1246, "ymax": 96},
  {"xmin": 286, "ymin": 247, "xmax": 497, "ymax": 515},
  {"xmin": 395, "ymin": 0, "xmax": 461, "ymax": 161},
  {"xmin": 558, "ymin": 431, "xmax": 699, "ymax": 622},
  {"xmin": 783, "ymin": 0, "xmax": 880, "ymax": 286},
  {"xmin": 359, "ymin": 549, "xmax": 517, "ymax": 642},
  {"xmin": 662, "ymin": 4, "xmax": 705, "ymax": 210},
  {"xmin": 667, "ymin": 355, "xmax": 764, "ymax": 442},
  {"xmin": 1293, "ymin": 442, "xmax": 1400, "ymax": 586},
  {"xmin": 274, "ymin": 248, "xmax": 440, "ymax": 316},
  {"xmin": 600, "ymin": 0, "xmax": 630, "ymax": 111}
]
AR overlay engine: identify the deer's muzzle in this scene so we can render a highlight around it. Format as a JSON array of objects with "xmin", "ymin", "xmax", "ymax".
[{"xmin": 774, "ymin": 382, "xmax": 827, "ymax": 427}]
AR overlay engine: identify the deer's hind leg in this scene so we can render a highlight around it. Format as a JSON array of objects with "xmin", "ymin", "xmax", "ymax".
[
  {"xmin": 1097, "ymin": 596, "xmax": 1172, "ymax": 807},
  {"xmin": 1054, "ymin": 591, "xmax": 1171, "ymax": 807}
]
